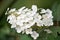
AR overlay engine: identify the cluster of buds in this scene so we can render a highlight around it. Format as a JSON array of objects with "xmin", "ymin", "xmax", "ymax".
[{"xmin": 5, "ymin": 5, "xmax": 53, "ymax": 40}]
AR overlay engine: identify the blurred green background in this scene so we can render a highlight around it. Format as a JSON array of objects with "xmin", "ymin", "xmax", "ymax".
[{"xmin": 0, "ymin": 0, "xmax": 60, "ymax": 40}]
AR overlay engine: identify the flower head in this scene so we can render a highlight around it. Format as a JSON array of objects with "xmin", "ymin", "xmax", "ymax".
[{"xmin": 6, "ymin": 5, "xmax": 53, "ymax": 40}]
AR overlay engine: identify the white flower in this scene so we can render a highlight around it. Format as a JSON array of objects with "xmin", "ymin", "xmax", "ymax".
[
  {"xmin": 42, "ymin": 18, "xmax": 53, "ymax": 26},
  {"xmin": 15, "ymin": 26, "xmax": 25, "ymax": 33},
  {"xmin": 46, "ymin": 9, "xmax": 52, "ymax": 14},
  {"xmin": 6, "ymin": 5, "xmax": 53, "ymax": 40},
  {"xmin": 7, "ymin": 14, "xmax": 16, "ymax": 24},
  {"xmin": 34, "ymin": 13, "xmax": 43, "ymax": 26},
  {"xmin": 40, "ymin": 9, "xmax": 53, "ymax": 18},
  {"xmin": 42, "ymin": 13, "xmax": 53, "ymax": 19},
  {"xmin": 31, "ymin": 31, "xmax": 39, "ymax": 40},
  {"xmin": 15, "ymin": 27, "xmax": 22, "ymax": 33},
  {"xmin": 40, "ymin": 9, "xmax": 46, "ymax": 13},
  {"xmin": 41, "ymin": 9, "xmax": 53, "ymax": 19},
  {"xmin": 5, "ymin": 8, "xmax": 10, "ymax": 15},
  {"xmin": 18, "ymin": 6, "xmax": 26, "ymax": 14},
  {"xmin": 25, "ymin": 28, "xmax": 33, "ymax": 34},
  {"xmin": 16, "ymin": 20, "xmax": 23, "ymax": 26},
  {"xmin": 34, "ymin": 13, "xmax": 42, "ymax": 20},
  {"xmin": 23, "ymin": 8, "xmax": 29, "ymax": 12},
  {"xmin": 18, "ymin": 6, "xmax": 25, "ymax": 12},
  {"xmin": 11, "ymin": 24, "xmax": 16, "ymax": 28},
  {"xmin": 40, "ymin": 8, "xmax": 53, "ymax": 26},
  {"xmin": 36, "ymin": 20, "xmax": 43, "ymax": 26},
  {"xmin": 9, "ymin": 8, "xmax": 16, "ymax": 13},
  {"xmin": 44, "ymin": 29, "xmax": 52, "ymax": 33},
  {"xmin": 32, "ymin": 5, "xmax": 37, "ymax": 12},
  {"xmin": 40, "ymin": 9, "xmax": 52, "ymax": 14},
  {"xmin": 22, "ymin": 20, "xmax": 35, "ymax": 29}
]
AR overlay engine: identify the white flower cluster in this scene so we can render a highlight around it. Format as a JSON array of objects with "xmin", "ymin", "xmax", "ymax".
[{"xmin": 6, "ymin": 5, "xmax": 53, "ymax": 40}]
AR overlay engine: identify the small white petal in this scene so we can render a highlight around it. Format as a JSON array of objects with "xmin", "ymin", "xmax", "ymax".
[
  {"xmin": 46, "ymin": 9, "xmax": 52, "ymax": 14},
  {"xmin": 32, "ymin": 5, "xmax": 37, "ymax": 12},
  {"xmin": 11, "ymin": 24, "xmax": 16, "ymax": 28},
  {"xmin": 44, "ymin": 29, "xmax": 52, "ymax": 33},
  {"xmin": 18, "ymin": 6, "xmax": 26, "ymax": 14},
  {"xmin": 7, "ymin": 8, "xmax": 9, "ymax": 11},
  {"xmin": 16, "ymin": 20, "xmax": 23, "ymax": 26},
  {"xmin": 9, "ymin": 8, "xmax": 16, "ymax": 13},
  {"xmin": 15, "ymin": 27, "xmax": 22, "ymax": 33},
  {"xmin": 18, "ymin": 6, "xmax": 25, "ymax": 12},
  {"xmin": 25, "ymin": 28, "xmax": 33, "ymax": 34},
  {"xmin": 42, "ymin": 18, "xmax": 53, "ymax": 26},
  {"xmin": 23, "ymin": 8, "xmax": 29, "ymax": 12},
  {"xmin": 36, "ymin": 20, "xmax": 43, "ymax": 26},
  {"xmin": 5, "ymin": 8, "xmax": 10, "ymax": 15},
  {"xmin": 40, "ymin": 9, "xmax": 46, "ymax": 13},
  {"xmin": 31, "ymin": 31, "xmax": 39, "ymax": 39},
  {"xmin": 7, "ymin": 14, "xmax": 16, "ymax": 24}
]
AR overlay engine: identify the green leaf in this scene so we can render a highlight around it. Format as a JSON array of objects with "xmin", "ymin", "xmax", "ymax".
[
  {"xmin": 55, "ymin": 26, "xmax": 60, "ymax": 33},
  {"xmin": 52, "ymin": 1, "xmax": 60, "ymax": 21},
  {"xmin": 49, "ymin": 26, "xmax": 57, "ymax": 37},
  {"xmin": 47, "ymin": 34, "xmax": 56, "ymax": 40},
  {"xmin": 20, "ymin": 34, "xmax": 32, "ymax": 40},
  {"xmin": 37, "ymin": 31, "xmax": 48, "ymax": 40},
  {"xmin": 55, "ymin": 36, "xmax": 60, "ymax": 40},
  {"xmin": 49, "ymin": 26, "xmax": 60, "ymax": 37},
  {"xmin": 0, "ymin": 15, "xmax": 10, "ymax": 35}
]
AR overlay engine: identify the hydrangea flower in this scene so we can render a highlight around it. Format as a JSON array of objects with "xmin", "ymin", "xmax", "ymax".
[{"xmin": 6, "ymin": 5, "xmax": 53, "ymax": 40}]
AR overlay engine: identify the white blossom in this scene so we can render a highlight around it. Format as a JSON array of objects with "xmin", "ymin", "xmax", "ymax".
[
  {"xmin": 11, "ymin": 24, "xmax": 16, "ymax": 28},
  {"xmin": 34, "ymin": 13, "xmax": 43, "ymax": 26},
  {"xmin": 7, "ymin": 14, "xmax": 16, "ymax": 24},
  {"xmin": 40, "ymin": 9, "xmax": 46, "ymax": 13},
  {"xmin": 42, "ymin": 18, "xmax": 53, "ymax": 26},
  {"xmin": 25, "ymin": 28, "xmax": 33, "ymax": 34},
  {"xmin": 32, "ymin": 5, "xmax": 37, "ymax": 12},
  {"xmin": 15, "ymin": 26, "xmax": 22, "ymax": 33},
  {"xmin": 40, "ymin": 9, "xmax": 52, "ymax": 14},
  {"xmin": 18, "ymin": 6, "xmax": 26, "ymax": 14},
  {"xmin": 9, "ymin": 8, "xmax": 16, "ymax": 13},
  {"xmin": 42, "ymin": 13, "xmax": 53, "ymax": 19},
  {"xmin": 44, "ymin": 29, "xmax": 52, "ymax": 33},
  {"xmin": 6, "ymin": 5, "xmax": 53, "ymax": 40},
  {"xmin": 31, "ymin": 31, "xmax": 39, "ymax": 40},
  {"xmin": 46, "ymin": 9, "xmax": 52, "ymax": 14}
]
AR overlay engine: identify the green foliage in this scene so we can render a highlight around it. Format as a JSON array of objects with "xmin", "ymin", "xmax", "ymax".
[
  {"xmin": 52, "ymin": 1, "xmax": 60, "ymax": 21},
  {"xmin": 20, "ymin": 34, "xmax": 32, "ymax": 40}
]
